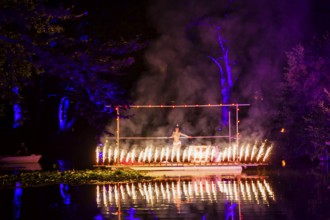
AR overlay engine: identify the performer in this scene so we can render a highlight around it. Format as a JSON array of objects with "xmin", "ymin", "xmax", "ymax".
[{"xmin": 170, "ymin": 124, "xmax": 191, "ymax": 151}]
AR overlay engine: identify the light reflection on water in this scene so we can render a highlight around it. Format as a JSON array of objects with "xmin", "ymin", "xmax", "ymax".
[
  {"xmin": 1, "ymin": 165, "xmax": 330, "ymax": 220},
  {"xmin": 95, "ymin": 175, "xmax": 275, "ymax": 220}
]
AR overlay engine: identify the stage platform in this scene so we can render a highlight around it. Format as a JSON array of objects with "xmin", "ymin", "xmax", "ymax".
[{"xmin": 93, "ymin": 163, "xmax": 266, "ymax": 176}]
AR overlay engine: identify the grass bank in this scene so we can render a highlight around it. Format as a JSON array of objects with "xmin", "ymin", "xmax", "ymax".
[{"xmin": 0, "ymin": 168, "xmax": 154, "ymax": 188}]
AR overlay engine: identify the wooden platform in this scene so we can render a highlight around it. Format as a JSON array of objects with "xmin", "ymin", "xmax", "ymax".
[{"xmin": 92, "ymin": 163, "xmax": 267, "ymax": 176}]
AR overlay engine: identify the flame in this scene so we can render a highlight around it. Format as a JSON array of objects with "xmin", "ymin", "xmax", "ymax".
[
  {"xmin": 165, "ymin": 147, "xmax": 169, "ymax": 162},
  {"xmin": 114, "ymin": 148, "xmax": 118, "ymax": 163},
  {"xmin": 239, "ymin": 144, "xmax": 244, "ymax": 161},
  {"xmin": 147, "ymin": 147, "xmax": 152, "ymax": 163},
  {"xmin": 244, "ymin": 144, "xmax": 250, "ymax": 162},
  {"xmin": 160, "ymin": 147, "xmax": 165, "ymax": 162},
  {"xmin": 126, "ymin": 152, "xmax": 131, "ymax": 163},
  {"xmin": 250, "ymin": 143, "xmax": 257, "ymax": 162},
  {"xmin": 120, "ymin": 149, "xmax": 125, "ymax": 163},
  {"xmin": 256, "ymin": 141, "xmax": 266, "ymax": 162},
  {"xmin": 222, "ymin": 148, "xmax": 227, "ymax": 162},
  {"xmin": 182, "ymin": 149, "xmax": 187, "ymax": 162},
  {"xmin": 154, "ymin": 148, "xmax": 159, "ymax": 162},
  {"xmin": 263, "ymin": 145, "xmax": 272, "ymax": 162},
  {"xmin": 95, "ymin": 140, "xmax": 273, "ymax": 165},
  {"xmin": 138, "ymin": 150, "xmax": 143, "ymax": 163},
  {"xmin": 108, "ymin": 147, "xmax": 112, "ymax": 164},
  {"xmin": 187, "ymin": 147, "xmax": 192, "ymax": 161},
  {"xmin": 143, "ymin": 147, "xmax": 148, "ymax": 162},
  {"xmin": 131, "ymin": 149, "xmax": 135, "ymax": 163},
  {"xmin": 176, "ymin": 149, "xmax": 180, "ymax": 162},
  {"xmin": 102, "ymin": 145, "xmax": 107, "ymax": 164},
  {"xmin": 210, "ymin": 148, "xmax": 215, "ymax": 162}
]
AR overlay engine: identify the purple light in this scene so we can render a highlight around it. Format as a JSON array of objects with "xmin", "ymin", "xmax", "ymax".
[{"xmin": 13, "ymin": 104, "xmax": 22, "ymax": 128}]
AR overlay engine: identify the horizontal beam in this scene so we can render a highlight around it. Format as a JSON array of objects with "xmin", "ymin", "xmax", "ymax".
[
  {"xmin": 106, "ymin": 136, "xmax": 232, "ymax": 140},
  {"xmin": 107, "ymin": 104, "xmax": 250, "ymax": 108}
]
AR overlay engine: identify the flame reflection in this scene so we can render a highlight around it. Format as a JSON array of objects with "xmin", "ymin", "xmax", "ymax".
[{"xmin": 96, "ymin": 176, "xmax": 275, "ymax": 218}]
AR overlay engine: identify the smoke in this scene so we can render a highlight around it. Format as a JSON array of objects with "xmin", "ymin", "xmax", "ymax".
[{"xmin": 106, "ymin": 0, "xmax": 311, "ymax": 144}]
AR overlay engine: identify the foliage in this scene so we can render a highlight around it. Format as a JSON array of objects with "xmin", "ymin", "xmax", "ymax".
[
  {"xmin": 0, "ymin": 0, "xmax": 146, "ymax": 132},
  {"xmin": 280, "ymin": 34, "xmax": 330, "ymax": 159},
  {"xmin": 0, "ymin": 168, "xmax": 153, "ymax": 188}
]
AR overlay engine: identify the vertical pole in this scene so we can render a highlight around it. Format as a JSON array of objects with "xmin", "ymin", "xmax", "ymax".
[
  {"xmin": 116, "ymin": 107, "xmax": 120, "ymax": 165},
  {"xmin": 236, "ymin": 104, "xmax": 239, "ymax": 161},
  {"xmin": 228, "ymin": 111, "xmax": 231, "ymax": 148}
]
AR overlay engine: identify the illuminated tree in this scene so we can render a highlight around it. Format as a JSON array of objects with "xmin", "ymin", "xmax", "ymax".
[
  {"xmin": 0, "ymin": 0, "xmax": 146, "ymax": 135},
  {"xmin": 0, "ymin": 0, "xmax": 76, "ymax": 128},
  {"xmin": 208, "ymin": 29, "xmax": 233, "ymax": 129},
  {"xmin": 281, "ymin": 34, "xmax": 330, "ymax": 159}
]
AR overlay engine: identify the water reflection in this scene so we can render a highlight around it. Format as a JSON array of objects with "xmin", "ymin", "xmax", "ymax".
[
  {"xmin": 1, "ymin": 166, "xmax": 329, "ymax": 219},
  {"xmin": 60, "ymin": 183, "xmax": 71, "ymax": 206},
  {"xmin": 13, "ymin": 182, "xmax": 22, "ymax": 220},
  {"xmin": 96, "ymin": 176, "xmax": 275, "ymax": 219}
]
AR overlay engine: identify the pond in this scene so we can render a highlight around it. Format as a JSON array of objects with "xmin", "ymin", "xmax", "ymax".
[{"xmin": 1, "ymin": 164, "xmax": 329, "ymax": 220}]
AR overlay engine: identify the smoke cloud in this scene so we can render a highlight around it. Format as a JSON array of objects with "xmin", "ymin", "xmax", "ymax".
[{"xmin": 107, "ymin": 0, "xmax": 311, "ymax": 146}]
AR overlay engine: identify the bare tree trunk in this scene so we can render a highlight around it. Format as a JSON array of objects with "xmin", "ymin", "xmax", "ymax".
[
  {"xmin": 58, "ymin": 96, "xmax": 75, "ymax": 132},
  {"xmin": 12, "ymin": 87, "xmax": 22, "ymax": 128},
  {"xmin": 209, "ymin": 31, "xmax": 233, "ymax": 129},
  {"xmin": 6, "ymin": 48, "xmax": 23, "ymax": 128}
]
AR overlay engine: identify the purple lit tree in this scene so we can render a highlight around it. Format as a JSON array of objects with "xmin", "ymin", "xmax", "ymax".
[
  {"xmin": 0, "ymin": 1, "xmax": 75, "ymax": 128},
  {"xmin": 45, "ymin": 37, "xmax": 143, "ymax": 134},
  {"xmin": 281, "ymin": 34, "xmax": 330, "ymax": 159},
  {"xmin": 0, "ymin": 1, "xmax": 146, "ymax": 137},
  {"xmin": 208, "ymin": 29, "xmax": 233, "ymax": 129}
]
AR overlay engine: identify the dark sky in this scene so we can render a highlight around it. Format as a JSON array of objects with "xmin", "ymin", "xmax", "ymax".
[{"xmin": 98, "ymin": 0, "xmax": 330, "ymax": 142}]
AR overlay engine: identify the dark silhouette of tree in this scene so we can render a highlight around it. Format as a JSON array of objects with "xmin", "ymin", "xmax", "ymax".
[
  {"xmin": 0, "ymin": 0, "xmax": 146, "ymax": 138},
  {"xmin": 280, "ymin": 34, "xmax": 330, "ymax": 159}
]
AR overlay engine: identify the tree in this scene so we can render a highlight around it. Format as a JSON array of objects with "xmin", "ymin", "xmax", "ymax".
[
  {"xmin": 0, "ymin": 0, "xmax": 78, "ymax": 128},
  {"xmin": 0, "ymin": 0, "xmax": 146, "ymax": 138},
  {"xmin": 208, "ymin": 29, "xmax": 234, "ymax": 129},
  {"xmin": 280, "ymin": 34, "xmax": 330, "ymax": 159}
]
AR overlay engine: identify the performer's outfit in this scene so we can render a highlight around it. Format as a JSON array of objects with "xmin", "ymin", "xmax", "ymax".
[{"xmin": 172, "ymin": 132, "xmax": 183, "ymax": 151}]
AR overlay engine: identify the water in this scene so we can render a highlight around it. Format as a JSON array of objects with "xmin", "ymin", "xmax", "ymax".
[{"xmin": 1, "ymin": 164, "xmax": 329, "ymax": 220}]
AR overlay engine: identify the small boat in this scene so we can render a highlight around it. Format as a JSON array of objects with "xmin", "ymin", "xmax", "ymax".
[{"xmin": 0, "ymin": 154, "xmax": 42, "ymax": 164}]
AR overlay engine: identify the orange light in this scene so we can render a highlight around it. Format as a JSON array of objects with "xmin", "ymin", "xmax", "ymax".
[
  {"xmin": 281, "ymin": 160, "xmax": 286, "ymax": 167},
  {"xmin": 280, "ymin": 128, "xmax": 285, "ymax": 133}
]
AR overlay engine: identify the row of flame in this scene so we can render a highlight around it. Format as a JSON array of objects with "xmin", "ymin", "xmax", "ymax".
[{"xmin": 96, "ymin": 142, "xmax": 272, "ymax": 164}]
